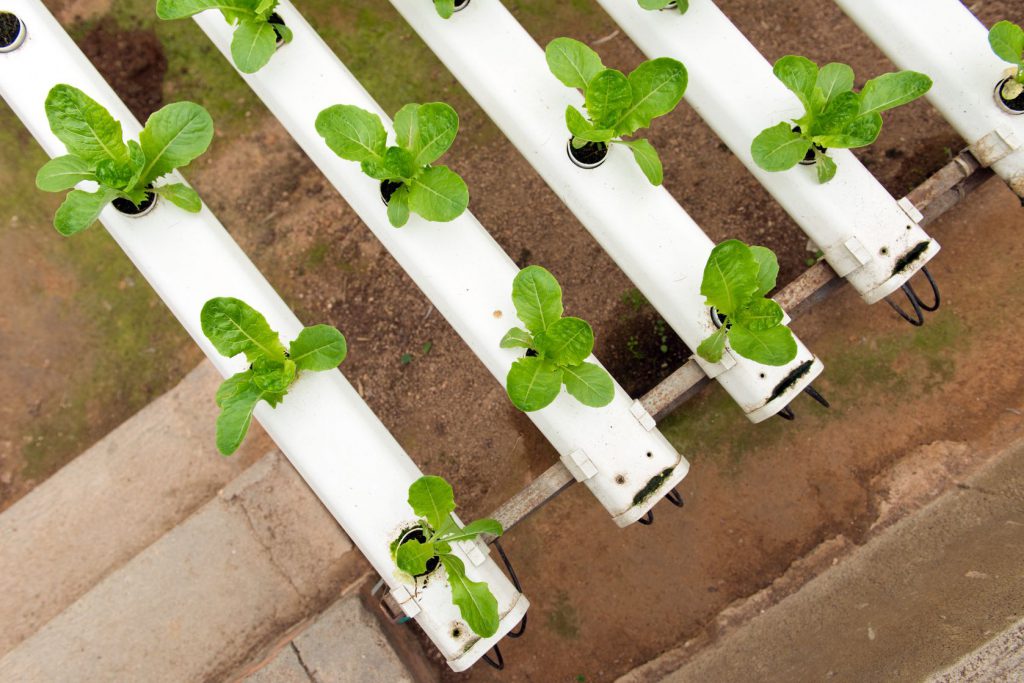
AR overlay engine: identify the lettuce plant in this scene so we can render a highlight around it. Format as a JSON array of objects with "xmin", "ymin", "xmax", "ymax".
[
  {"xmin": 500, "ymin": 266, "xmax": 614, "ymax": 411},
  {"xmin": 697, "ymin": 240, "xmax": 797, "ymax": 367},
  {"xmin": 545, "ymin": 37, "xmax": 687, "ymax": 185},
  {"xmin": 156, "ymin": 0, "xmax": 292, "ymax": 73},
  {"xmin": 432, "ymin": 0, "xmax": 467, "ymax": 18},
  {"xmin": 989, "ymin": 20, "xmax": 1024, "ymax": 102},
  {"xmin": 751, "ymin": 56, "xmax": 931, "ymax": 183},
  {"xmin": 315, "ymin": 102, "xmax": 469, "ymax": 228},
  {"xmin": 638, "ymin": 0, "xmax": 688, "ymax": 13},
  {"xmin": 394, "ymin": 475, "xmax": 503, "ymax": 638},
  {"xmin": 201, "ymin": 297, "xmax": 347, "ymax": 455},
  {"xmin": 35, "ymin": 84, "xmax": 213, "ymax": 235}
]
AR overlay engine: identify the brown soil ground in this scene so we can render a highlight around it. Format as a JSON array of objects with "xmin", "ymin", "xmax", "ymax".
[{"xmin": 1, "ymin": 0, "xmax": 1022, "ymax": 680}]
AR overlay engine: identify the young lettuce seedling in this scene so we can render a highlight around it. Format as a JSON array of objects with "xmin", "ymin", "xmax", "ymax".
[
  {"xmin": 201, "ymin": 297, "xmax": 347, "ymax": 455},
  {"xmin": 315, "ymin": 102, "xmax": 469, "ymax": 228},
  {"xmin": 697, "ymin": 240, "xmax": 797, "ymax": 367},
  {"xmin": 751, "ymin": 56, "xmax": 932, "ymax": 183},
  {"xmin": 545, "ymin": 37, "xmax": 687, "ymax": 185},
  {"xmin": 638, "ymin": 0, "xmax": 688, "ymax": 14},
  {"xmin": 35, "ymin": 85, "xmax": 213, "ymax": 236},
  {"xmin": 500, "ymin": 266, "xmax": 615, "ymax": 412},
  {"xmin": 156, "ymin": 0, "xmax": 292, "ymax": 74},
  {"xmin": 989, "ymin": 20, "xmax": 1024, "ymax": 102},
  {"xmin": 394, "ymin": 475, "xmax": 504, "ymax": 638},
  {"xmin": 432, "ymin": 0, "xmax": 467, "ymax": 19}
]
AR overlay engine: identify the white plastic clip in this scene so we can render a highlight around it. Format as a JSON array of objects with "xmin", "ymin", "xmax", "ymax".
[
  {"xmin": 897, "ymin": 196, "xmax": 924, "ymax": 224},
  {"xmin": 971, "ymin": 127, "xmax": 1022, "ymax": 167},
  {"xmin": 842, "ymin": 236, "xmax": 872, "ymax": 268},
  {"xmin": 390, "ymin": 584, "xmax": 421, "ymax": 618},
  {"xmin": 457, "ymin": 538, "xmax": 489, "ymax": 567},
  {"xmin": 561, "ymin": 449, "xmax": 598, "ymax": 482},
  {"xmin": 629, "ymin": 399, "xmax": 657, "ymax": 431}
]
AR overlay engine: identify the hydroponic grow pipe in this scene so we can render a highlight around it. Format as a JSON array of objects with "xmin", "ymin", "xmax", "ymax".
[
  {"xmin": 594, "ymin": 0, "xmax": 941, "ymax": 307},
  {"xmin": 0, "ymin": 1, "xmax": 527, "ymax": 670},
  {"xmin": 834, "ymin": 0, "xmax": 1024, "ymax": 200},
  {"xmin": 187, "ymin": 0, "xmax": 689, "ymax": 527},
  {"xmin": 388, "ymin": 0, "xmax": 825, "ymax": 424}
]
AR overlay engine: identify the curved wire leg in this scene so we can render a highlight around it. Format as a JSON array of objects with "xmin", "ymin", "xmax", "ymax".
[
  {"xmin": 637, "ymin": 510, "xmax": 654, "ymax": 525},
  {"xmin": 492, "ymin": 539, "xmax": 528, "ymax": 639},
  {"xmin": 777, "ymin": 405, "xmax": 796, "ymax": 421},
  {"xmin": 666, "ymin": 488, "xmax": 685, "ymax": 507},
  {"xmin": 482, "ymin": 645, "xmax": 505, "ymax": 670},
  {"xmin": 885, "ymin": 283, "xmax": 925, "ymax": 326},
  {"xmin": 912, "ymin": 266, "xmax": 940, "ymax": 312},
  {"xmin": 803, "ymin": 384, "xmax": 830, "ymax": 408}
]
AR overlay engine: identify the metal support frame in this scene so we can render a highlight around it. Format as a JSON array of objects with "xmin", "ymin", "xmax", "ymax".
[{"xmin": 485, "ymin": 149, "xmax": 993, "ymax": 534}]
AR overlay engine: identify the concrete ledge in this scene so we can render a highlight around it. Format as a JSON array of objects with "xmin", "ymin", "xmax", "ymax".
[
  {"xmin": 0, "ymin": 361, "xmax": 273, "ymax": 655},
  {"xmin": 0, "ymin": 451, "xmax": 363, "ymax": 682},
  {"xmin": 247, "ymin": 593, "xmax": 413, "ymax": 683},
  {"xmin": 622, "ymin": 438, "xmax": 1024, "ymax": 682}
]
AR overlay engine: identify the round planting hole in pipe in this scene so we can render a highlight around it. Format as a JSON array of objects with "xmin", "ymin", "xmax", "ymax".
[
  {"xmin": 792, "ymin": 126, "xmax": 826, "ymax": 165},
  {"xmin": 395, "ymin": 527, "xmax": 441, "ymax": 578},
  {"xmin": 112, "ymin": 188, "xmax": 157, "ymax": 218},
  {"xmin": 0, "ymin": 12, "xmax": 26, "ymax": 52},
  {"xmin": 709, "ymin": 307, "xmax": 729, "ymax": 329},
  {"xmin": 268, "ymin": 13, "xmax": 287, "ymax": 48},
  {"xmin": 661, "ymin": 1, "xmax": 679, "ymax": 9},
  {"xmin": 994, "ymin": 77, "xmax": 1024, "ymax": 115},
  {"xmin": 380, "ymin": 179, "xmax": 404, "ymax": 206},
  {"xmin": 566, "ymin": 138, "xmax": 609, "ymax": 169},
  {"xmin": 453, "ymin": 0, "xmax": 471, "ymax": 13}
]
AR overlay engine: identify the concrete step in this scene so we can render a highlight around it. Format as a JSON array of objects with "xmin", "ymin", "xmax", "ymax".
[
  {"xmin": 620, "ymin": 438, "xmax": 1024, "ymax": 683},
  {"xmin": 0, "ymin": 450, "xmax": 370, "ymax": 682},
  {"xmin": 0, "ymin": 360, "xmax": 271, "ymax": 656},
  {"xmin": 243, "ymin": 593, "xmax": 415, "ymax": 683}
]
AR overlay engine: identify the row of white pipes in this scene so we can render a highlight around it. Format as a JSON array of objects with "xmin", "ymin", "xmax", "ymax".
[{"xmin": 1, "ymin": 0, "xmax": 1015, "ymax": 670}]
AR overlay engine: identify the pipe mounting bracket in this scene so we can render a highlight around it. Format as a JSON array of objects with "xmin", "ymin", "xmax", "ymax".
[
  {"xmin": 970, "ymin": 127, "xmax": 1021, "ymax": 167},
  {"xmin": 561, "ymin": 449, "xmax": 598, "ymax": 482},
  {"xmin": 629, "ymin": 399, "xmax": 657, "ymax": 431}
]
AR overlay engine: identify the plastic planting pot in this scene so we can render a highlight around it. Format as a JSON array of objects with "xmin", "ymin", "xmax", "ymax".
[
  {"xmin": 112, "ymin": 188, "xmax": 157, "ymax": 218},
  {"xmin": 567, "ymin": 138, "xmax": 608, "ymax": 169},
  {"xmin": 792, "ymin": 126, "xmax": 826, "ymax": 166},
  {"xmin": 380, "ymin": 179, "xmax": 403, "ymax": 205},
  {"xmin": 268, "ymin": 13, "xmax": 287, "ymax": 47},
  {"xmin": 995, "ymin": 77, "xmax": 1024, "ymax": 115},
  {"xmin": 0, "ymin": 12, "xmax": 25, "ymax": 52}
]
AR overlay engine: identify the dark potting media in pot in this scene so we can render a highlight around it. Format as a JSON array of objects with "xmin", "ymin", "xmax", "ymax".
[
  {"xmin": 268, "ymin": 13, "xmax": 287, "ymax": 45},
  {"xmin": 997, "ymin": 77, "xmax": 1024, "ymax": 113},
  {"xmin": 398, "ymin": 528, "xmax": 440, "ymax": 577},
  {"xmin": 0, "ymin": 12, "xmax": 22, "ymax": 48},
  {"xmin": 567, "ymin": 139, "xmax": 609, "ymax": 168},
  {"xmin": 380, "ymin": 179, "xmax": 404, "ymax": 205},
  {"xmin": 792, "ymin": 126, "xmax": 826, "ymax": 165},
  {"xmin": 112, "ymin": 189, "xmax": 156, "ymax": 216}
]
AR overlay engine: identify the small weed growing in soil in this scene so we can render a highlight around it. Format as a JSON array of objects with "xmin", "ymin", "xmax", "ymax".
[
  {"xmin": 201, "ymin": 297, "xmax": 346, "ymax": 454},
  {"xmin": 394, "ymin": 475, "xmax": 503, "ymax": 637},
  {"xmin": 752, "ymin": 56, "xmax": 931, "ymax": 183},
  {"xmin": 501, "ymin": 266, "xmax": 615, "ymax": 411}
]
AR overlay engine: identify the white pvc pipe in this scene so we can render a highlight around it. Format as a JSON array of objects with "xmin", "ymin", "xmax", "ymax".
[
  {"xmin": 389, "ymin": 0, "xmax": 824, "ymax": 424},
  {"xmin": 189, "ymin": 1, "xmax": 689, "ymax": 525},
  {"xmin": 0, "ymin": 0, "xmax": 525, "ymax": 670},
  {"xmin": 835, "ymin": 0, "xmax": 1024, "ymax": 200},
  {"xmin": 595, "ymin": 0, "xmax": 941, "ymax": 305}
]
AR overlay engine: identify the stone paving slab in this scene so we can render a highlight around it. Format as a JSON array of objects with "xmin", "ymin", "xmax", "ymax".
[
  {"xmin": 0, "ymin": 451, "xmax": 362, "ymax": 682},
  {"xmin": 0, "ymin": 361, "xmax": 271, "ymax": 656}
]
